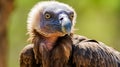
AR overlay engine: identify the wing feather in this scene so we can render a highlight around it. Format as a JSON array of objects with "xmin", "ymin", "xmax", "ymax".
[
  {"xmin": 19, "ymin": 44, "xmax": 41, "ymax": 67},
  {"xmin": 72, "ymin": 35, "xmax": 120, "ymax": 67}
]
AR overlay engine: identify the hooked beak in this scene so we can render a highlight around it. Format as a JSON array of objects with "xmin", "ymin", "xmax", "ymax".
[{"xmin": 59, "ymin": 14, "xmax": 72, "ymax": 35}]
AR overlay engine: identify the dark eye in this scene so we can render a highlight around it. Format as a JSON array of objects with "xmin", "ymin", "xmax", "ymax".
[
  {"xmin": 45, "ymin": 13, "xmax": 51, "ymax": 19},
  {"xmin": 69, "ymin": 13, "xmax": 74, "ymax": 20}
]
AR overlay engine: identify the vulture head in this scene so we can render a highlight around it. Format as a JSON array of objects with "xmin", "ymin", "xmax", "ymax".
[{"xmin": 27, "ymin": 1, "xmax": 76, "ymax": 38}]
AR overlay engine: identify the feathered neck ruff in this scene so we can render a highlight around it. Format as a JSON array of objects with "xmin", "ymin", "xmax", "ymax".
[{"xmin": 28, "ymin": 29, "xmax": 73, "ymax": 67}]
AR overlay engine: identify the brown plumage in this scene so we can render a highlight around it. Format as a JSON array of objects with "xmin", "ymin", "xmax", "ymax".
[{"xmin": 19, "ymin": 1, "xmax": 120, "ymax": 67}]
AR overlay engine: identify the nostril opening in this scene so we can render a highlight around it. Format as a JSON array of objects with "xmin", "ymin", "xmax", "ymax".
[{"xmin": 60, "ymin": 17, "xmax": 63, "ymax": 20}]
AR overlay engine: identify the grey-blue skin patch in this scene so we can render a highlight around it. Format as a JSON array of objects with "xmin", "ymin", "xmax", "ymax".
[{"xmin": 39, "ymin": 3, "xmax": 74, "ymax": 35}]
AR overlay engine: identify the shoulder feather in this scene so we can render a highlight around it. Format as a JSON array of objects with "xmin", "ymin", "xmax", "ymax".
[{"xmin": 72, "ymin": 34, "xmax": 120, "ymax": 67}]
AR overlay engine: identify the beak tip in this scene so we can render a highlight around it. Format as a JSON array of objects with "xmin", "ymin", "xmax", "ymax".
[{"xmin": 61, "ymin": 24, "xmax": 71, "ymax": 35}]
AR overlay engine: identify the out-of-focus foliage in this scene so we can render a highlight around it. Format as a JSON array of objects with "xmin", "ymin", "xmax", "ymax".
[{"xmin": 8, "ymin": 0, "xmax": 120, "ymax": 67}]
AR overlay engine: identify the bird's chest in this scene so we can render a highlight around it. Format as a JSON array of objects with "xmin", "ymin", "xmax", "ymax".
[{"xmin": 35, "ymin": 42, "xmax": 72, "ymax": 67}]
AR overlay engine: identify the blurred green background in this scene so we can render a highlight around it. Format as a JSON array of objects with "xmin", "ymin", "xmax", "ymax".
[{"xmin": 8, "ymin": 0, "xmax": 120, "ymax": 67}]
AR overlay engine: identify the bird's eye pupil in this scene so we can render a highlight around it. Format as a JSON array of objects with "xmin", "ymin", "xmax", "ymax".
[
  {"xmin": 45, "ymin": 13, "xmax": 51, "ymax": 19},
  {"xmin": 70, "ymin": 13, "xmax": 74, "ymax": 20}
]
